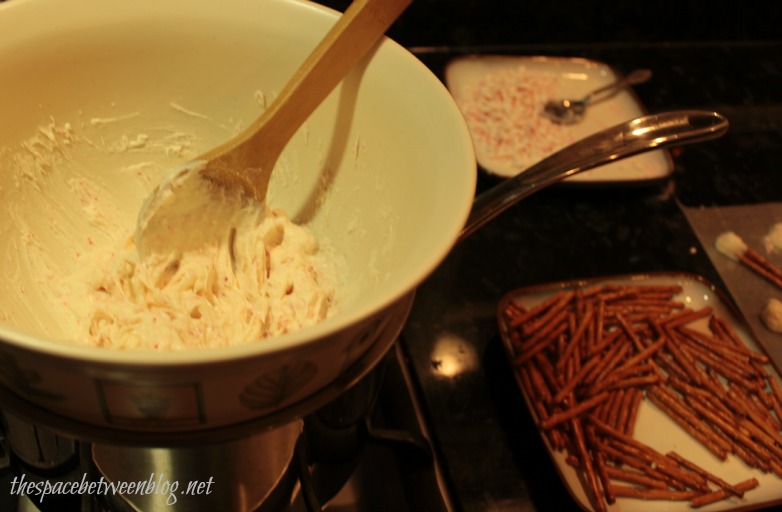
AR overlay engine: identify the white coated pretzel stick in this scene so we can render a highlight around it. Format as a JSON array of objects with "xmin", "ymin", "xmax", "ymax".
[{"xmin": 715, "ymin": 231, "xmax": 782, "ymax": 290}]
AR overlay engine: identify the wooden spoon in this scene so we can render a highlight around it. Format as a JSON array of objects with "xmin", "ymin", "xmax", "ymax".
[{"xmin": 136, "ymin": 0, "xmax": 412, "ymax": 257}]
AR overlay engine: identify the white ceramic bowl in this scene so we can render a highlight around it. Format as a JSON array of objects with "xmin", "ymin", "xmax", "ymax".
[{"xmin": 0, "ymin": 0, "xmax": 475, "ymax": 438}]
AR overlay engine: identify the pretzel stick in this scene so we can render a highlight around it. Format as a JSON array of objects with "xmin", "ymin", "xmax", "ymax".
[
  {"xmin": 615, "ymin": 388, "xmax": 636, "ymax": 435},
  {"xmin": 594, "ymin": 396, "xmax": 612, "ymax": 425},
  {"xmin": 624, "ymin": 388, "xmax": 644, "ymax": 436},
  {"xmin": 570, "ymin": 418, "xmax": 606, "ymax": 512},
  {"xmin": 604, "ymin": 466, "xmax": 668, "ymax": 489},
  {"xmin": 690, "ymin": 478, "xmax": 759, "ymax": 508},
  {"xmin": 605, "ymin": 299, "xmax": 685, "ymax": 315},
  {"xmin": 593, "ymin": 299, "xmax": 605, "ymax": 352},
  {"xmin": 610, "ymin": 296, "xmax": 685, "ymax": 307},
  {"xmin": 556, "ymin": 305, "xmax": 594, "ymax": 371},
  {"xmin": 767, "ymin": 377, "xmax": 782, "ymax": 424},
  {"xmin": 614, "ymin": 338, "xmax": 665, "ymax": 374},
  {"xmin": 540, "ymin": 392, "xmax": 610, "ymax": 430},
  {"xmin": 615, "ymin": 313, "xmax": 647, "ymax": 352},
  {"xmin": 595, "ymin": 288, "xmax": 638, "ymax": 304},
  {"xmin": 593, "ymin": 451, "xmax": 615, "ymax": 505},
  {"xmin": 660, "ymin": 306, "xmax": 713, "ymax": 328},
  {"xmin": 565, "ymin": 353, "xmax": 576, "ymax": 384},
  {"xmin": 609, "ymin": 485, "xmax": 701, "ymax": 501},
  {"xmin": 584, "ymin": 424, "xmax": 616, "ymax": 505},
  {"xmin": 506, "ymin": 290, "xmax": 567, "ymax": 328},
  {"xmin": 597, "ymin": 373, "xmax": 661, "ymax": 393},
  {"xmin": 666, "ymin": 451, "xmax": 744, "ymax": 497},
  {"xmin": 606, "ymin": 389, "xmax": 626, "ymax": 430},
  {"xmin": 740, "ymin": 249, "xmax": 782, "ymax": 290}
]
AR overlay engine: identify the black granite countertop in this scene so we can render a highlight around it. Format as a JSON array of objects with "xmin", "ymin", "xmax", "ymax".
[{"xmin": 399, "ymin": 40, "xmax": 782, "ymax": 511}]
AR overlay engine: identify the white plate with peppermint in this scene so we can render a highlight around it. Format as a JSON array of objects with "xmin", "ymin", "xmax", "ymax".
[{"xmin": 445, "ymin": 55, "xmax": 673, "ymax": 183}]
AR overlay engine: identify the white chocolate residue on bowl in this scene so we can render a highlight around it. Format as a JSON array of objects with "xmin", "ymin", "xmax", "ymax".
[{"xmin": 0, "ymin": 106, "xmax": 347, "ymax": 350}]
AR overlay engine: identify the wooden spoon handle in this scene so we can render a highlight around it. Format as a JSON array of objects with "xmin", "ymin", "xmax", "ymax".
[{"xmin": 203, "ymin": 0, "xmax": 412, "ymax": 200}]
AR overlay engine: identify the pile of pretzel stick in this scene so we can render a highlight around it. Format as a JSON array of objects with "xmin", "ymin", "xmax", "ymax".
[{"xmin": 500, "ymin": 282, "xmax": 782, "ymax": 511}]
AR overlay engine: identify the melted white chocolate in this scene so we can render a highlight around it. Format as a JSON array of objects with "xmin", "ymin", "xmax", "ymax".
[{"xmin": 64, "ymin": 208, "xmax": 342, "ymax": 350}]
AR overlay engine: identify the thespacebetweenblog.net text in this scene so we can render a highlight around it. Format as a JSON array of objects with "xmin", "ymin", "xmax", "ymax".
[{"xmin": 9, "ymin": 472, "xmax": 213, "ymax": 505}]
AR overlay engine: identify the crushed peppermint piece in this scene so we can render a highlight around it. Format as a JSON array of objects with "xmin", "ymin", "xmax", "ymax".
[{"xmin": 454, "ymin": 66, "xmax": 575, "ymax": 174}]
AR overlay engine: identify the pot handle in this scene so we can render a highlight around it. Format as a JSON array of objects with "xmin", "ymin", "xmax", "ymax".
[{"xmin": 460, "ymin": 110, "xmax": 729, "ymax": 241}]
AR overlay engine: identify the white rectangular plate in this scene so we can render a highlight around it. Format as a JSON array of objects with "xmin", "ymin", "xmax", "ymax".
[{"xmin": 446, "ymin": 55, "xmax": 673, "ymax": 183}]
